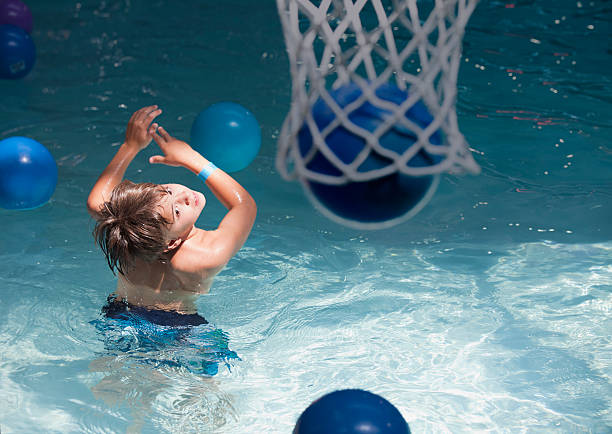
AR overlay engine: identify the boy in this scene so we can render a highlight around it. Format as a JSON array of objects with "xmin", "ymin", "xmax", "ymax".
[{"xmin": 87, "ymin": 105, "xmax": 256, "ymax": 323}]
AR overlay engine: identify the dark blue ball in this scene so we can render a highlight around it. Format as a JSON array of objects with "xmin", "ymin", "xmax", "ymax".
[
  {"xmin": 298, "ymin": 82, "xmax": 442, "ymax": 226},
  {"xmin": 294, "ymin": 389, "xmax": 410, "ymax": 434},
  {"xmin": 0, "ymin": 136, "xmax": 57, "ymax": 210},
  {"xmin": 0, "ymin": 23, "xmax": 35, "ymax": 79}
]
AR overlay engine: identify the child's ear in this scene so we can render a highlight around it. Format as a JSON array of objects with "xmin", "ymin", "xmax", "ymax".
[{"xmin": 165, "ymin": 238, "xmax": 182, "ymax": 252}]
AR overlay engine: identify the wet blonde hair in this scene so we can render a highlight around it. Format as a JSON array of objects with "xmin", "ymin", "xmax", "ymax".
[{"xmin": 93, "ymin": 180, "xmax": 170, "ymax": 275}]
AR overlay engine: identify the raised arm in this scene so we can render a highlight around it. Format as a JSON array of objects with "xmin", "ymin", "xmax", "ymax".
[
  {"xmin": 86, "ymin": 105, "xmax": 162, "ymax": 218},
  {"xmin": 149, "ymin": 125, "xmax": 256, "ymax": 265}
]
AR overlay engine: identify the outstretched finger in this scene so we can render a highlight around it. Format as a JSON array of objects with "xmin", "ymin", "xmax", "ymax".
[
  {"xmin": 148, "ymin": 122, "xmax": 159, "ymax": 137},
  {"xmin": 151, "ymin": 126, "xmax": 165, "ymax": 144},
  {"xmin": 145, "ymin": 108, "xmax": 162, "ymax": 123},
  {"xmin": 157, "ymin": 126, "xmax": 172, "ymax": 141},
  {"xmin": 134, "ymin": 105, "xmax": 159, "ymax": 123},
  {"xmin": 149, "ymin": 155, "xmax": 165, "ymax": 165}
]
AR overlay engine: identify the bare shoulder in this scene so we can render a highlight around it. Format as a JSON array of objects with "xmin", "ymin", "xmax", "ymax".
[{"xmin": 170, "ymin": 228, "xmax": 231, "ymax": 275}]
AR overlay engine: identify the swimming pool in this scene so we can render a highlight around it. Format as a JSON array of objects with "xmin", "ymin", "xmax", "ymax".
[{"xmin": 0, "ymin": 0, "xmax": 610, "ymax": 432}]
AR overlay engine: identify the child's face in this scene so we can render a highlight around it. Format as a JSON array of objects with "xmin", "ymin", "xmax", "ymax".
[{"xmin": 159, "ymin": 183, "xmax": 206, "ymax": 243}]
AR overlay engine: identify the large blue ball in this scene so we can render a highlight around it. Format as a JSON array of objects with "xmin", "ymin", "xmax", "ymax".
[
  {"xmin": 0, "ymin": 24, "xmax": 35, "ymax": 79},
  {"xmin": 0, "ymin": 136, "xmax": 57, "ymax": 210},
  {"xmin": 294, "ymin": 389, "xmax": 410, "ymax": 434},
  {"xmin": 190, "ymin": 102, "xmax": 261, "ymax": 173},
  {"xmin": 298, "ymin": 82, "xmax": 442, "ymax": 226}
]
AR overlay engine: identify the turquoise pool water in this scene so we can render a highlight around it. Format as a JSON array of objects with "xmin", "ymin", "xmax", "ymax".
[{"xmin": 0, "ymin": 0, "xmax": 610, "ymax": 432}]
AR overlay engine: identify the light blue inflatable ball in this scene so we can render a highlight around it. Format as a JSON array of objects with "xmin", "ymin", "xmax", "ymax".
[
  {"xmin": 0, "ymin": 136, "xmax": 58, "ymax": 210},
  {"xmin": 190, "ymin": 102, "xmax": 261, "ymax": 173}
]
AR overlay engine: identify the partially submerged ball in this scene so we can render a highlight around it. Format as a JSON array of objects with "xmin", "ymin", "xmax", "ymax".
[
  {"xmin": 0, "ymin": 0, "xmax": 33, "ymax": 34},
  {"xmin": 0, "ymin": 136, "xmax": 57, "ymax": 210},
  {"xmin": 294, "ymin": 389, "xmax": 410, "ymax": 434},
  {"xmin": 0, "ymin": 23, "xmax": 35, "ymax": 79}
]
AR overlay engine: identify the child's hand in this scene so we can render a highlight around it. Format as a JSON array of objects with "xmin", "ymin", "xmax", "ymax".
[
  {"xmin": 149, "ymin": 125, "xmax": 197, "ymax": 168},
  {"xmin": 125, "ymin": 105, "xmax": 162, "ymax": 151}
]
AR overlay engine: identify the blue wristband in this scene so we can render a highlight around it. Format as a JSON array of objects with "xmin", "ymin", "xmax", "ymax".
[{"xmin": 197, "ymin": 161, "xmax": 218, "ymax": 181}]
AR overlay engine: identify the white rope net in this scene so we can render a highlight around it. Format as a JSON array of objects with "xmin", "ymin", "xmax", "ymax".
[{"xmin": 276, "ymin": 0, "xmax": 480, "ymax": 228}]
